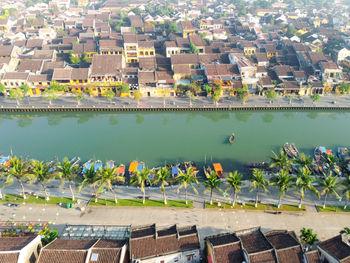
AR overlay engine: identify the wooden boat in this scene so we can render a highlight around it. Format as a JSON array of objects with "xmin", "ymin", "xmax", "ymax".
[
  {"xmin": 213, "ymin": 163, "xmax": 224, "ymax": 178},
  {"xmin": 283, "ymin": 143, "xmax": 299, "ymax": 158},
  {"xmin": 116, "ymin": 164, "xmax": 125, "ymax": 177},
  {"xmin": 229, "ymin": 133, "xmax": 235, "ymax": 144}
]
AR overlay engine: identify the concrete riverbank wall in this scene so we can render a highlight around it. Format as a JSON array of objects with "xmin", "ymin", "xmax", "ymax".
[{"xmin": 0, "ymin": 105, "xmax": 349, "ymax": 112}]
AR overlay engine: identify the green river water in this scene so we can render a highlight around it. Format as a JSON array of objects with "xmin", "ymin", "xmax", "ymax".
[{"xmin": 0, "ymin": 110, "xmax": 349, "ymax": 172}]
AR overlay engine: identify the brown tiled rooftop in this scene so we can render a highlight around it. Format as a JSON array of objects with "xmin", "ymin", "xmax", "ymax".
[
  {"xmin": 238, "ymin": 229, "xmax": 272, "ymax": 254},
  {"xmin": 0, "ymin": 236, "xmax": 36, "ymax": 251},
  {"xmin": 91, "ymin": 55, "xmax": 122, "ymax": 76},
  {"xmin": 3, "ymin": 72, "xmax": 30, "ymax": 80},
  {"xmin": 208, "ymin": 233, "xmax": 240, "ymax": 247},
  {"xmin": 305, "ymin": 250, "xmax": 322, "ymax": 263},
  {"xmin": 265, "ymin": 231, "xmax": 299, "ymax": 249},
  {"xmin": 139, "ymin": 57, "xmax": 156, "ymax": 70},
  {"xmin": 318, "ymin": 235, "xmax": 350, "ymax": 261},
  {"xmin": 88, "ymin": 248, "xmax": 121, "ymax": 263},
  {"xmin": 0, "ymin": 252, "xmax": 20, "ymax": 263},
  {"xmin": 0, "ymin": 45, "xmax": 13, "ymax": 56},
  {"xmin": 45, "ymin": 239, "xmax": 97, "ymax": 250},
  {"xmin": 93, "ymin": 239, "xmax": 126, "ymax": 248},
  {"xmin": 157, "ymin": 225, "xmax": 177, "ymax": 237},
  {"xmin": 38, "ymin": 250, "xmax": 88, "ymax": 263},
  {"xmin": 213, "ymin": 242, "xmax": 244, "ymax": 263},
  {"xmin": 131, "ymin": 225, "xmax": 155, "ymax": 239},
  {"xmin": 130, "ymin": 233, "xmax": 199, "ymax": 259},
  {"xmin": 249, "ymin": 250, "xmax": 277, "ymax": 263},
  {"xmin": 276, "ymin": 246, "xmax": 304, "ymax": 263},
  {"xmin": 17, "ymin": 60, "xmax": 43, "ymax": 73}
]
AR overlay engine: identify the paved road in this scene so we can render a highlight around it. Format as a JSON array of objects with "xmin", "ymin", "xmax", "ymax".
[
  {"xmin": 1, "ymin": 178, "xmax": 346, "ymax": 211},
  {"xmin": 0, "ymin": 94, "xmax": 350, "ymax": 109}
]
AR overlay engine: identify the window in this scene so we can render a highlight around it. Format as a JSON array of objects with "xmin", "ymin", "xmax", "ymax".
[
  {"xmin": 29, "ymin": 252, "xmax": 36, "ymax": 263},
  {"xmin": 150, "ymin": 51, "xmax": 154, "ymax": 55},
  {"xmin": 186, "ymin": 254, "xmax": 194, "ymax": 261}
]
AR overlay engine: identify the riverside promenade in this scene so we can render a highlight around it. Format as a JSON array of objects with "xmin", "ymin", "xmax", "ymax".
[{"xmin": 0, "ymin": 94, "xmax": 350, "ymax": 111}]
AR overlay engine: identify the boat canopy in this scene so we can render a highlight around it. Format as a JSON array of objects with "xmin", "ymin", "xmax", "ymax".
[
  {"xmin": 213, "ymin": 163, "xmax": 223, "ymax": 172},
  {"xmin": 0, "ymin": 156, "xmax": 10, "ymax": 165},
  {"xmin": 172, "ymin": 166, "xmax": 179, "ymax": 175},
  {"xmin": 116, "ymin": 165, "xmax": 125, "ymax": 175},
  {"xmin": 106, "ymin": 161, "xmax": 115, "ymax": 169},
  {"xmin": 129, "ymin": 161, "xmax": 138, "ymax": 172},
  {"xmin": 83, "ymin": 161, "xmax": 93, "ymax": 173},
  {"xmin": 94, "ymin": 161, "xmax": 103, "ymax": 172},
  {"xmin": 326, "ymin": 149, "xmax": 332, "ymax": 156},
  {"xmin": 137, "ymin": 163, "xmax": 144, "ymax": 172},
  {"xmin": 319, "ymin": 146, "xmax": 327, "ymax": 153}
]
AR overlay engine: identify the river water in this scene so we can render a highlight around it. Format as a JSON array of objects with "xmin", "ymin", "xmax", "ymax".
[{"xmin": 0, "ymin": 110, "xmax": 349, "ymax": 172}]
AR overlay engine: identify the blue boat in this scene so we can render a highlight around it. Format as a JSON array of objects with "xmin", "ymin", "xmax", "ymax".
[
  {"xmin": 94, "ymin": 160, "xmax": 103, "ymax": 172},
  {"xmin": 171, "ymin": 166, "xmax": 179, "ymax": 177},
  {"xmin": 106, "ymin": 160, "xmax": 115, "ymax": 169},
  {"xmin": 0, "ymin": 156, "xmax": 10, "ymax": 165},
  {"xmin": 82, "ymin": 160, "xmax": 93, "ymax": 174},
  {"xmin": 136, "ymin": 162, "xmax": 144, "ymax": 172}
]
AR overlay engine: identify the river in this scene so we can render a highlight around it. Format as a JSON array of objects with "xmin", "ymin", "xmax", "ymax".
[{"xmin": 0, "ymin": 110, "xmax": 349, "ymax": 172}]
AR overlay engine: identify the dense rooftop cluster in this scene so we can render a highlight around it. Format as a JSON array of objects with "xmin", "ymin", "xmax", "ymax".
[{"xmin": 0, "ymin": 0, "xmax": 348, "ymax": 99}]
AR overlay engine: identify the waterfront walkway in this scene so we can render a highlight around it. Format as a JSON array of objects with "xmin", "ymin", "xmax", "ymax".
[{"xmin": 0, "ymin": 94, "xmax": 350, "ymax": 111}]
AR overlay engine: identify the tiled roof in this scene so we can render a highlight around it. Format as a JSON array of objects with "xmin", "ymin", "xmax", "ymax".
[
  {"xmin": 318, "ymin": 235, "xmax": 350, "ymax": 261},
  {"xmin": 0, "ymin": 45, "xmax": 13, "ymax": 56},
  {"xmin": 139, "ymin": 57, "xmax": 156, "ymax": 70},
  {"xmin": 130, "ymin": 233, "xmax": 199, "ymax": 259},
  {"xmin": 138, "ymin": 70, "xmax": 156, "ymax": 84},
  {"xmin": 88, "ymin": 248, "xmax": 121, "ymax": 263},
  {"xmin": 173, "ymin": 64, "xmax": 190, "ymax": 75},
  {"xmin": 38, "ymin": 250, "xmax": 88, "ymax": 263},
  {"xmin": 213, "ymin": 242, "xmax": 244, "ymax": 263},
  {"xmin": 237, "ymin": 228, "xmax": 272, "ymax": 254},
  {"xmin": 276, "ymin": 246, "xmax": 303, "ymax": 263},
  {"xmin": 91, "ymin": 55, "xmax": 122, "ymax": 76},
  {"xmin": 3, "ymin": 72, "xmax": 30, "ymax": 80},
  {"xmin": 45, "ymin": 239, "xmax": 97, "ymax": 250},
  {"xmin": 171, "ymin": 54, "xmax": 199, "ymax": 65},
  {"xmin": 205, "ymin": 64, "xmax": 239, "ymax": 77},
  {"xmin": 0, "ymin": 252, "xmax": 20, "ymax": 263},
  {"xmin": 208, "ymin": 233, "xmax": 240, "ymax": 247},
  {"xmin": 305, "ymin": 250, "xmax": 322, "ymax": 263},
  {"xmin": 249, "ymin": 250, "xmax": 277, "ymax": 263},
  {"xmin": 17, "ymin": 60, "xmax": 43, "ymax": 73},
  {"xmin": 265, "ymin": 231, "xmax": 299, "ymax": 249},
  {"xmin": 0, "ymin": 236, "xmax": 36, "ymax": 251},
  {"xmin": 29, "ymin": 74, "xmax": 51, "ymax": 82}
]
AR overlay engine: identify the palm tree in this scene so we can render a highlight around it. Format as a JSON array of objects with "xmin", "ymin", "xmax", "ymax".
[
  {"xmin": 177, "ymin": 166, "xmax": 198, "ymax": 205},
  {"xmin": 78, "ymin": 164, "xmax": 99, "ymax": 203},
  {"xmin": 130, "ymin": 167, "xmax": 152, "ymax": 204},
  {"xmin": 296, "ymin": 168, "xmax": 319, "ymax": 208},
  {"xmin": 324, "ymin": 155, "xmax": 340, "ymax": 175},
  {"xmin": 154, "ymin": 167, "xmax": 171, "ymax": 205},
  {"xmin": 270, "ymin": 148, "xmax": 291, "ymax": 171},
  {"xmin": 340, "ymin": 227, "xmax": 350, "ymax": 235},
  {"xmin": 2, "ymin": 157, "xmax": 29, "ymax": 199},
  {"xmin": 203, "ymin": 170, "xmax": 222, "ymax": 205},
  {"xmin": 270, "ymin": 169, "xmax": 295, "ymax": 208},
  {"xmin": 95, "ymin": 165, "xmax": 125, "ymax": 204},
  {"xmin": 294, "ymin": 153, "xmax": 314, "ymax": 172},
  {"xmin": 225, "ymin": 171, "xmax": 243, "ymax": 207},
  {"xmin": 249, "ymin": 169, "xmax": 269, "ymax": 207},
  {"xmin": 341, "ymin": 175, "xmax": 350, "ymax": 209},
  {"xmin": 319, "ymin": 172, "xmax": 340, "ymax": 209},
  {"xmin": 300, "ymin": 228, "xmax": 319, "ymax": 251},
  {"xmin": 30, "ymin": 160, "xmax": 54, "ymax": 200},
  {"xmin": 56, "ymin": 157, "xmax": 80, "ymax": 201}
]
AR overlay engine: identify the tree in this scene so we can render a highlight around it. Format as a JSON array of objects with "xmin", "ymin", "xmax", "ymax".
[
  {"xmin": 270, "ymin": 148, "xmax": 292, "ymax": 171},
  {"xmin": 177, "ymin": 166, "xmax": 198, "ymax": 205},
  {"xmin": 340, "ymin": 227, "xmax": 350, "ymax": 235},
  {"xmin": 117, "ymin": 84, "xmax": 130, "ymax": 94},
  {"xmin": 286, "ymin": 25, "xmax": 297, "ymax": 35},
  {"xmin": 300, "ymin": 228, "xmax": 319, "ymax": 251},
  {"xmin": 225, "ymin": 171, "xmax": 243, "ymax": 206},
  {"xmin": 43, "ymin": 88, "xmax": 57, "ymax": 105},
  {"xmin": 270, "ymin": 169, "xmax": 295, "ymax": 208},
  {"xmin": 30, "ymin": 160, "xmax": 54, "ymax": 200},
  {"xmin": 296, "ymin": 168, "xmax": 319, "ymax": 208},
  {"xmin": 212, "ymin": 89, "xmax": 221, "ymax": 106},
  {"xmin": 39, "ymin": 226, "xmax": 59, "ymax": 246},
  {"xmin": 338, "ymin": 82, "xmax": 350, "ymax": 95},
  {"xmin": 294, "ymin": 153, "xmax": 314, "ymax": 172},
  {"xmin": 1, "ymin": 157, "xmax": 29, "ymax": 199},
  {"xmin": 165, "ymin": 21, "xmax": 178, "ymax": 34},
  {"xmin": 237, "ymin": 87, "xmax": 249, "ymax": 104},
  {"xmin": 78, "ymin": 164, "xmax": 99, "ymax": 203},
  {"xmin": 202, "ymin": 85, "xmax": 212, "ymax": 96},
  {"xmin": 20, "ymin": 84, "xmax": 30, "ymax": 96},
  {"xmin": 324, "ymin": 155, "xmax": 340, "ymax": 176},
  {"xmin": 186, "ymin": 90, "xmax": 195, "ymax": 107},
  {"xmin": 310, "ymin": 94, "xmax": 321, "ymax": 104},
  {"xmin": 103, "ymin": 90, "xmax": 115, "ymax": 104},
  {"xmin": 69, "ymin": 51, "xmax": 80, "ymax": 64},
  {"xmin": 189, "ymin": 42, "xmax": 199, "ymax": 54},
  {"xmin": 341, "ymin": 175, "xmax": 350, "ymax": 209},
  {"xmin": 155, "ymin": 167, "xmax": 171, "ymax": 204},
  {"xmin": 56, "ymin": 157, "xmax": 80, "ymax": 201},
  {"xmin": 9, "ymin": 88, "xmax": 24, "ymax": 106},
  {"xmin": 73, "ymin": 90, "xmax": 84, "ymax": 106},
  {"xmin": 0, "ymin": 83, "xmax": 5, "ymax": 95},
  {"xmin": 96, "ymin": 165, "xmax": 125, "ymax": 204},
  {"xmin": 319, "ymin": 172, "xmax": 340, "ymax": 209},
  {"xmin": 130, "ymin": 167, "xmax": 152, "ymax": 204},
  {"xmin": 249, "ymin": 169, "xmax": 269, "ymax": 207},
  {"xmin": 133, "ymin": 90, "xmax": 142, "ymax": 106},
  {"xmin": 265, "ymin": 89, "xmax": 277, "ymax": 104},
  {"xmin": 203, "ymin": 170, "xmax": 222, "ymax": 205}
]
